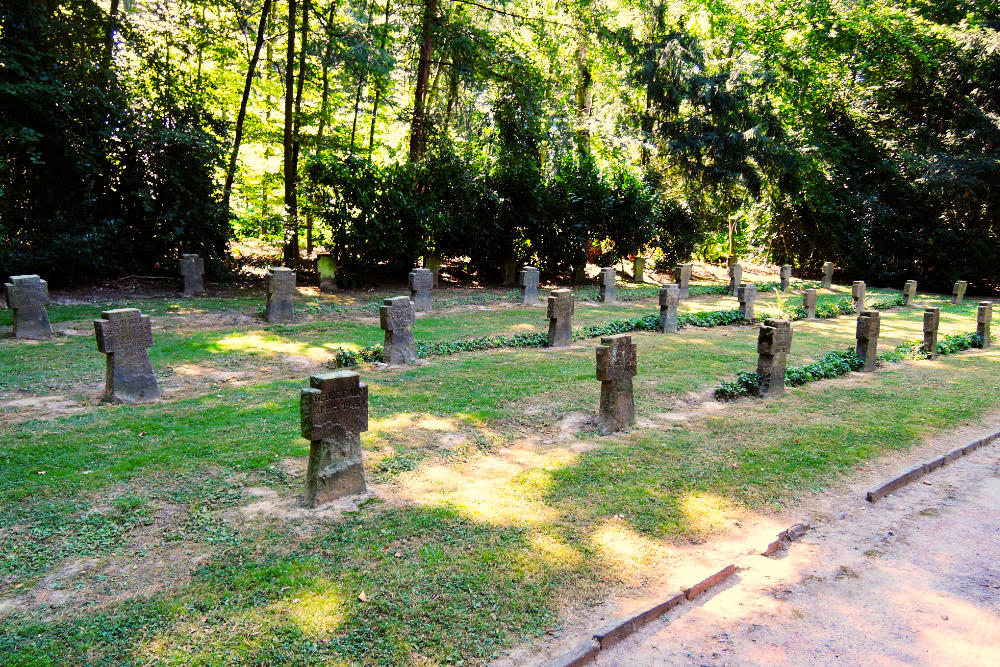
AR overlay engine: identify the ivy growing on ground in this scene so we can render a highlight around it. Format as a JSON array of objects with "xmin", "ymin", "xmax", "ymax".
[{"xmin": 715, "ymin": 332, "xmax": 985, "ymax": 400}]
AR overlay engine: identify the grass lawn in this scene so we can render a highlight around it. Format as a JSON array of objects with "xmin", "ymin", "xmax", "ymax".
[{"xmin": 0, "ymin": 281, "xmax": 995, "ymax": 664}]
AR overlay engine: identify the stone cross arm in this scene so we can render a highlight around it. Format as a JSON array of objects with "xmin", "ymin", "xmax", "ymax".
[
  {"xmin": 300, "ymin": 371, "xmax": 369, "ymax": 441},
  {"xmin": 94, "ymin": 309, "xmax": 154, "ymax": 354},
  {"xmin": 5, "ymin": 275, "xmax": 50, "ymax": 308},
  {"xmin": 596, "ymin": 335, "xmax": 637, "ymax": 382}
]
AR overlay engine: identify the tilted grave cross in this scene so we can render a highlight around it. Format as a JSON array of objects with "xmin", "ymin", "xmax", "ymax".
[
  {"xmin": 518, "ymin": 266, "xmax": 540, "ymax": 305},
  {"xmin": 633, "ymin": 256, "xmax": 645, "ymax": 282},
  {"xmin": 738, "ymin": 282, "xmax": 757, "ymax": 321},
  {"xmin": 503, "ymin": 258, "xmax": 518, "ymax": 287},
  {"xmin": 674, "ymin": 264, "xmax": 692, "ymax": 299},
  {"xmin": 803, "ymin": 289, "xmax": 818, "ymax": 319},
  {"xmin": 756, "ymin": 318, "xmax": 792, "ymax": 397},
  {"xmin": 658, "ymin": 284, "xmax": 680, "ymax": 333},
  {"xmin": 821, "ymin": 262, "xmax": 834, "ymax": 289},
  {"xmin": 300, "ymin": 371, "xmax": 368, "ymax": 506},
  {"xmin": 94, "ymin": 308, "xmax": 160, "ymax": 403},
  {"xmin": 852, "ymin": 281, "xmax": 866, "ymax": 314},
  {"xmin": 598, "ymin": 267, "xmax": 616, "ymax": 303},
  {"xmin": 952, "ymin": 280, "xmax": 968, "ymax": 305},
  {"xmin": 380, "ymin": 296, "xmax": 416, "ymax": 365},
  {"xmin": 4, "ymin": 274, "xmax": 52, "ymax": 339},
  {"xmin": 856, "ymin": 309, "xmax": 881, "ymax": 372},
  {"xmin": 546, "ymin": 289, "xmax": 574, "ymax": 347},
  {"xmin": 923, "ymin": 306, "xmax": 940, "ymax": 359},
  {"xmin": 409, "ymin": 268, "xmax": 433, "ymax": 312},
  {"xmin": 180, "ymin": 254, "xmax": 205, "ymax": 296},
  {"xmin": 780, "ymin": 265, "xmax": 792, "ymax": 292},
  {"xmin": 728, "ymin": 263, "xmax": 743, "ymax": 296},
  {"xmin": 903, "ymin": 280, "xmax": 917, "ymax": 305},
  {"xmin": 978, "ymin": 301, "xmax": 992, "ymax": 348},
  {"xmin": 264, "ymin": 267, "xmax": 296, "ymax": 322},
  {"xmin": 596, "ymin": 334, "xmax": 637, "ymax": 434},
  {"xmin": 316, "ymin": 254, "xmax": 337, "ymax": 293}
]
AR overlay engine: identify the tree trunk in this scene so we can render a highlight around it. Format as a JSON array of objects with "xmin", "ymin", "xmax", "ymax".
[
  {"xmin": 408, "ymin": 0, "xmax": 436, "ymax": 162},
  {"xmin": 104, "ymin": 0, "xmax": 120, "ymax": 73},
  {"xmin": 223, "ymin": 0, "xmax": 273, "ymax": 212},
  {"xmin": 368, "ymin": 0, "xmax": 393, "ymax": 155},
  {"xmin": 283, "ymin": 0, "xmax": 300, "ymax": 266},
  {"xmin": 292, "ymin": 0, "xmax": 310, "ymax": 258},
  {"xmin": 574, "ymin": 23, "xmax": 592, "ymax": 154},
  {"xmin": 349, "ymin": 0, "xmax": 376, "ymax": 153}
]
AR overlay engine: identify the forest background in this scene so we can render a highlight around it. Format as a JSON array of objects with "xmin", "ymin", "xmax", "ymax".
[{"xmin": 2, "ymin": 0, "xmax": 998, "ymax": 290}]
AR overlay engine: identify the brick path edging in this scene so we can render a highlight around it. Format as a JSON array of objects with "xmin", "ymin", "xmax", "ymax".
[{"xmin": 866, "ymin": 429, "xmax": 1000, "ymax": 502}]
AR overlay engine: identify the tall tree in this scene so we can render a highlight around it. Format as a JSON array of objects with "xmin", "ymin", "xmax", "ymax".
[{"xmin": 283, "ymin": 0, "xmax": 300, "ymax": 265}]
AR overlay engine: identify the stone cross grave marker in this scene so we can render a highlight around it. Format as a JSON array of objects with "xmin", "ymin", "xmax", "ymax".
[
  {"xmin": 265, "ymin": 267, "xmax": 296, "ymax": 322},
  {"xmin": 952, "ymin": 280, "xmax": 968, "ymax": 305},
  {"xmin": 424, "ymin": 255, "xmax": 442, "ymax": 288},
  {"xmin": 596, "ymin": 334, "xmax": 637, "ymax": 435},
  {"xmin": 780, "ymin": 265, "xmax": 792, "ymax": 292},
  {"xmin": 738, "ymin": 282, "xmax": 757, "ymax": 321},
  {"xmin": 179, "ymin": 254, "xmax": 205, "ymax": 296},
  {"xmin": 803, "ymin": 289, "xmax": 818, "ymax": 319},
  {"xmin": 675, "ymin": 263, "xmax": 692, "ymax": 299},
  {"xmin": 518, "ymin": 266, "xmax": 539, "ymax": 305},
  {"xmin": 316, "ymin": 254, "xmax": 337, "ymax": 293},
  {"xmin": 300, "ymin": 371, "xmax": 368, "ymax": 507},
  {"xmin": 547, "ymin": 289, "xmax": 574, "ymax": 347},
  {"xmin": 822, "ymin": 262, "xmax": 834, "ymax": 289},
  {"xmin": 978, "ymin": 301, "xmax": 992, "ymax": 347},
  {"xmin": 598, "ymin": 267, "xmax": 616, "ymax": 303},
  {"xmin": 380, "ymin": 296, "xmax": 416, "ymax": 364},
  {"xmin": 852, "ymin": 281, "xmax": 866, "ymax": 313},
  {"xmin": 94, "ymin": 308, "xmax": 160, "ymax": 403},
  {"xmin": 923, "ymin": 306, "xmax": 940, "ymax": 359},
  {"xmin": 903, "ymin": 280, "xmax": 917, "ymax": 305},
  {"xmin": 856, "ymin": 310, "xmax": 881, "ymax": 372},
  {"xmin": 633, "ymin": 256, "xmax": 646, "ymax": 282},
  {"xmin": 658, "ymin": 284, "xmax": 680, "ymax": 333},
  {"xmin": 409, "ymin": 268, "xmax": 433, "ymax": 312},
  {"xmin": 729, "ymin": 263, "xmax": 743, "ymax": 296},
  {"xmin": 4, "ymin": 274, "xmax": 51, "ymax": 339},
  {"xmin": 756, "ymin": 318, "xmax": 792, "ymax": 397}
]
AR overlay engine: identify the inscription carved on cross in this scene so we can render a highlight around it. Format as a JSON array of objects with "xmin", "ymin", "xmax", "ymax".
[
  {"xmin": 301, "ymin": 372, "xmax": 369, "ymax": 441},
  {"xmin": 180, "ymin": 254, "xmax": 205, "ymax": 295},
  {"xmin": 300, "ymin": 371, "xmax": 369, "ymax": 506},
  {"xmin": 268, "ymin": 267, "xmax": 296, "ymax": 296},
  {"xmin": 546, "ymin": 289, "xmax": 574, "ymax": 347},
  {"xmin": 596, "ymin": 334, "xmax": 637, "ymax": 434},
  {"xmin": 94, "ymin": 308, "xmax": 159, "ymax": 403}
]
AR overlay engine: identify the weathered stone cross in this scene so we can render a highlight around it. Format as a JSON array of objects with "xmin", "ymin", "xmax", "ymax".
[
  {"xmin": 596, "ymin": 334, "xmax": 637, "ymax": 434},
  {"xmin": 738, "ymin": 282, "xmax": 757, "ymax": 321},
  {"xmin": 952, "ymin": 280, "xmax": 968, "ymax": 305},
  {"xmin": 756, "ymin": 318, "xmax": 792, "ymax": 397},
  {"xmin": 674, "ymin": 263, "xmax": 692, "ymax": 299},
  {"xmin": 546, "ymin": 289, "xmax": 574, "ymax": 347},
  {"xmin": 518, "ymin": 266, "xmax": 539, "ymax": 305},
  {"xmin": 265, "ymin": 267, "xmax": 296, "ymax": 322},
  {"xmin": 821, "ymin": 262, "xmax": 834, "ymax": 289},
  {"xmin": 409, "ymin": 268, "xmax": 433, "ymax": 311},
  {"xmin": 779, "ymin": 265, "xmax": 792, "ymax": 292},
  {"xmin": 903, "ymin": 280, "xmax": 917, "ymax": 305},
  {"xmin": 380, "ymin": 296, "xmax": 416, "ymax": 364},
  {"xmin": 179, "ymin": 254, "xmax": 205, "ymax": 296},
  {"xmin": 4, "ymin": 274, "xmax": 52, "ymax": 339},
  {"xmin": 300, "ymin": 370, "xmax": 369, "ymax": 506},
  {"xmin": 923, "ymin": 306, "xmax": 940, "ymax": 358},
  {"xmin": 658, "ymin": 284, "xmax": 680, "ymax": 333},
  {"xmin": 856, "ymin": 309, "xmax": 881, "ymax": 372},
  {"xmin": 598, "ymin": 267, "xmax": 616, "ymax": 303},
  {"xmin": 728, "ymin": 263, "xmax": 743, "ymax": 296},
  {"xmin": 852, "ymin": 281, "xmax": 866, "ymax": 313},
  {"xmin": 978, "ymin": 301, "xmax": 992, "ymax": 347},
  {"xmin": 94, "ymin": 308, "xmax": 160, "ymax": 403},
  {"xmin": 802, "ymin": 289, "xmax": 818, "ymax": 319}
]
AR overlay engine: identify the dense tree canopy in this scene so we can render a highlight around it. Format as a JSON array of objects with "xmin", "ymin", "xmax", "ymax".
[{"xmin": 2, "ymin": 0, "xmax": 997, "ymax": 289}]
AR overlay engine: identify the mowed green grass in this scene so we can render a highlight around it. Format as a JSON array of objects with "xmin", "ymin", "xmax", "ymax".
[{"xmin": 0, "ymin": 284, "xmax": 995, "ymax": 665}]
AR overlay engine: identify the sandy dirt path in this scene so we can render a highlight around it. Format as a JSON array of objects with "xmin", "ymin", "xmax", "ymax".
[{"xmin": 597, "ymin": 439, "xmax": 1000, "ymax": 665}]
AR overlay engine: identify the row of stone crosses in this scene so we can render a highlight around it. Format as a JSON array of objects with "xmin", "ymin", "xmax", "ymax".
[{"xmin": 4, "ymin": 258, "xmax": 991, "ymax": 508}]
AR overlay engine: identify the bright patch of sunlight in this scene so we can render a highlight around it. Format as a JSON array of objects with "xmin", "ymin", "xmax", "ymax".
[
  {"xmin": 213, "ymin": 332, "xmax": 354, "ymax": 360},
  {"xmin": 528, "ymin": 532, "xmax": 582, "ymax": 569},
  {"xmin": 590, "ymin": 522, "xmax": 660, "ymax": 583},
  {"xmin": 371, "ymin": 412, "xmax": 457, "ymax": 432},
  {"xmin": 681, "ymin": 492, "xmax": 736, "ymax": 533},
  {"xmin": 275, "ymin": 585, "xmax": 347, "ymax": 639}
]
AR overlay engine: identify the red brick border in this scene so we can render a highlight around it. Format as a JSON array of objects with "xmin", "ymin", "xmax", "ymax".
[{"xmin": 866, "ymin": 429, "xmax": 1000, "ymax": 502}]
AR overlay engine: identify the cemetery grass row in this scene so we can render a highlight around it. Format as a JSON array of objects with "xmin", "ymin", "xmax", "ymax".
[
  {"xmin": 1, "ymin": 345, "xmax": 999, "ymax": 663},
  {"xmin": 0, "ymin": 287, "xmax": 904, "ymax": 396}
]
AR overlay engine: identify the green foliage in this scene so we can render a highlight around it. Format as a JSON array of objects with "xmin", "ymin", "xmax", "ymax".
[
  {"xmin": 881, "ymin": 332, "xmax": 985, "ymax": 362},
  {"xmin": 0, "ymin": 1, "xmax": 230, "ymax": 284}
]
